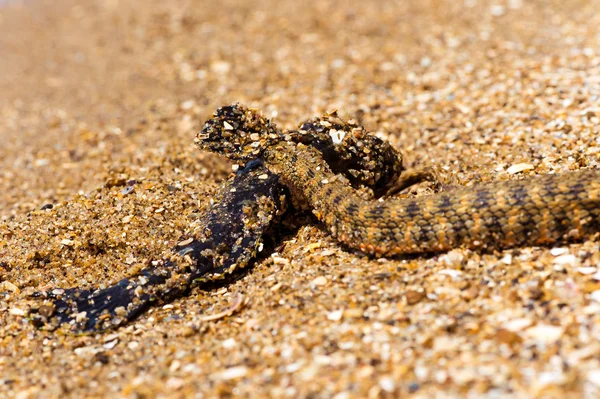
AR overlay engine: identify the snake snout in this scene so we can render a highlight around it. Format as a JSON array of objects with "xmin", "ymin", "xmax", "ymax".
[{"xmin": 196, "ymin": 103, "xmax": 283, "ymax": 162}]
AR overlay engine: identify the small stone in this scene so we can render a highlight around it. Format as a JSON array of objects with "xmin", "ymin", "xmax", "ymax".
[
  {"xmin": 525, "ymin": 324, "xmax": 563, "ymax": 343},
  {"xmin": 578, "ymin": 266, "xmax": 597, "ymax": 275},
  {"xmin": 461, "ymin": 285, "xmax": 479, "ymax": 300},
  {"xmin": 319, "ymin": 249, "xmax": 336, "ymax": 256},
  {"xmin": 327, "ymin": 309, "xmax": 343, "ymax": 321},
  {"xmin": 567, "ymin": 344, "xmax": 600, "ymax": 365},
  {"xmin": 270, "ymin": 282, "xmax": 283, "ymax": 292},
  {"xmin": 495, "ymin": 328, "xmax": 523, "ymax": 345},
  {"xmin": 0, "ymin": 281, "xmax": 19, "ymax": 293},
  {"xmin": 405, "ymin": 289, "xmax": 426, "ymax": 305},
  {"xmin": 38, "ymin": 304, "xmax": 55, "ymax": 318},
  {"xmin": 177, "ymin": 238, "xmax": 193, "ymax": 247},
  {"xmin": 165, "ymin": 377, "xmax": 184, "ymax": 390},
  {"xmin": 553, "ymin": 254, "xmax": 577, "ymax": 266},
  {"xmin": 440, "ymin": 249, "xmax": 464, "ymax": 267},
  {"xmin": 504, "ymin": 318, "xmax": 533, "ymax": 331},
  {"xmin": 75, "ymin": 311, "xmax": 88, "ymax": 323},
  {"xmin": 550, "ymin": 248, "xmax": 568, "ymax": 256},
  {"xmin": 344, "ymin": 308, "xmax": 364, "ymax": 318},
  {"xmin": 329, "ymin": 129, "xmax": 346, "ymax": 145},
  {"xmin": 60, "ymin": 238, "xmax": 75, "ymax": 246},
  {"xmin": 589, "ymin": 290, "xmax": 600, "ymax": 302},
  {"xmin": 9, "ymin": 307, "xmax": 26, "ymax": 316},
  {"xmin": 537, "ymin": 371, "xmax": 567, "ymax": 387},
  {"xmin": 120, "ymin": 186, "xmax": 134, "ymax": 195},
  {"xmin": 181, "ymin": 326, "xmax": 195, "ymax": 337},
  {"xmin": 586, "ymin": 147, "xmax": 600, "ymax": 155},
  {"xmin": 379, "ymin": 376, "xmax": 395, "ymax": 393},
  {"xmin": 216, "ymin": 366, "xmax": 248, "ymax": 380},
  {"xmin": 587, "ymin": 369, "xmax": 600, "ymax": 387},
  {"xmin": 438, "ymin": 269, "xmax": 463, "ymax": 280},
  {"xmin": 103, "ymin": 339, "xmax": 119, "ymax": 350},
  {"xmin": 271, "ymin": 256, "xmax": 290, "ymax": 265},
  {"xmin": 506, "ymin": 163, "xmax": 534, "ymax": 174},
  {"xmin": 312, "ymin": 276, "xmax": 328, "ymax": 286}
]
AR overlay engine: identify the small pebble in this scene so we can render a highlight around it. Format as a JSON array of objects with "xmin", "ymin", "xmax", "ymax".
[
  {"xmin": 500, "ymin": 254, "xmax": 512, "ymax": 265},
  {"xmin": 9, "ymin": 308, "xmax": 26, "ymax": 316},
  {"xmin": 525, "ymin": 324, "xmax": 564, "ymax": 343},
  {"xmin": 312, "ymin": 276, "xmax": 328, "ymax": 286},
  {"xmin": 404, "ymin": 290, "xmax": 426, "ymax": 305},
  {"xmin": 577, "ymin": 267, "xmax": 597, "ymax": 275},
  {"xmin": 587, "ymin": 370, "xmax": 600, "ymax": 387},
  {"xmin": 589, "ymin": 290, "xmax": 600, "ymax": 302},
  {"xmin": 327, "ymin": 309, "xmax": 344, "ymax": 321},
  {"xmin": 379, "ymin": 376, "xmax": 395, "ymax": 393},
  {"xmin": 506, "ymin": 163, "xmax": 534, "ymax": 174},
  {"xmin": 553, "ymin": 254, "xmax": 577, "ymax": 266},
  {"xmin": 215, "ymin": 366, "xmax": 248, "ymax": 380}
]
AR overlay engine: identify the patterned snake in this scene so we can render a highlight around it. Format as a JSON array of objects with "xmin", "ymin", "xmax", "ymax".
[
  {"xmin": 198, "ymin": 104, "xmax": 600, "ymax": 256},
  {"xmin": 31, "ymin": 103, "xmax": 600, "ymax": 331}
]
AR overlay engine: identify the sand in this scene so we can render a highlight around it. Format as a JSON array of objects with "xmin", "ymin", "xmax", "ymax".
[{"xmin": 1, "ymin": 0, "xmax": 600, "ymax": 397}]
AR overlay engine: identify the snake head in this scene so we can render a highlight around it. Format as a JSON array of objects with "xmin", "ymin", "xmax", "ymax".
[{"xmin": 196, "ymin": 103, "xmax": 284, "ymax": 161}]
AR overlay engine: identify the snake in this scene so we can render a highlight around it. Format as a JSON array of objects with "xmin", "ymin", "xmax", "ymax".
[
  {"xmin": 32, "ymin": 103, "xmax": 600, "ymax": 331},
  {"xmin": 30, "ymin": 107, "xmax": 407, "ymax": 332},
  {"xmin": 197, "ymin": 104, "xmax": 600, "ymax": 257}
]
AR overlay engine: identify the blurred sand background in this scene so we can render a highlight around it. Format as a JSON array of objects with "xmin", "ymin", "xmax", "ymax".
[{"xmin": 1, "ymin": 0, "xmax": 600, "ymax": 397}]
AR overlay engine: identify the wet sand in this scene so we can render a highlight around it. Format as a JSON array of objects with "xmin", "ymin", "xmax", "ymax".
[{"xmin": 1, "ymin": 0, "xmax": 600, "ymax": 397}]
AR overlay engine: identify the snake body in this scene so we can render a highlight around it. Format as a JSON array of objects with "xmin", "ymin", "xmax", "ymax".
[
  {"xmin": 33, "ymin": 161, "xmax": 286, "ymax": 331},
  {"xmin": 198, "ymin": 104, "xmax": 600, "ymax": 256},
  {"xmin": 32, "ymin": 108, "xmax": 404, "ymax": 331},
  {"xmin": 32, "ymin": 102, "xmax": 600, "ymax": 331}
]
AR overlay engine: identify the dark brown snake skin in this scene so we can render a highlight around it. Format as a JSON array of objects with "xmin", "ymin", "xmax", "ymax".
[{"xmin": 198, "ymin": 103, "xmax": 600, "ymax": 256}]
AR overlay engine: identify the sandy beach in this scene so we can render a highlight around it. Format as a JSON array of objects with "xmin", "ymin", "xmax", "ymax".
[{"xmin": 2, "ymin": 0, "xmax": 600, "ymax": 397}]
